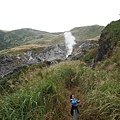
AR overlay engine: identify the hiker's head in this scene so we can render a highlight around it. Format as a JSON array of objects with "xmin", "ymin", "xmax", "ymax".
[{"xmin": 70, "ymin": 94, "xmax": 75, "ymax": 99}]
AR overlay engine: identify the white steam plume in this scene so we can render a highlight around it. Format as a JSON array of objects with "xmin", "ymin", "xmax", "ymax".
[{"xmin": 64, "ymin": 31, "xmax": 76, "ymax": 58}]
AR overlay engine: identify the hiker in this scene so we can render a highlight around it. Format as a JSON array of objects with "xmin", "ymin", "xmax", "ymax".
[{"xmin": 70, "ymin": 94, "xmax": 80, "ymax": 120}]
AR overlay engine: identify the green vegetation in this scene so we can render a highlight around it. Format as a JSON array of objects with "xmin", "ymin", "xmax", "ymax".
[
  {"xmin": 0, "ymin": 30, "xmax": 6, "ymax": 50},
  {"xmin": 97, "ymin": 19, "xmax": 120, "ymax": 60},
  {"xmin": 71, "ymin": 25, "xmax": 104, "ymax": 41},
  {"xmin": 0, "ymin": 28, "xmax": 55, "ymax": 50},
  {"xmin": 0, "ymin": 25, "xmax": 103, "ymax": 51},
  {"xmin": 0, "ymin": 44, "xmax": 46, "ymax": 56},
  {"xmin": 0, "ymin": 20, "xmax": 119, "ymax": 120},
  {"xmin": 0, "ymin": 51, "xmax": 120, "ymax": 120},
  {"xmin": 82, "ymin": 47, "xmax": 98, "ymax": 63}
]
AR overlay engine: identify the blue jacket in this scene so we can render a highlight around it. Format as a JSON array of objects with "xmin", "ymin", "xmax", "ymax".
[{"xmin": 70, "ymin": 98, "xmax": 78, "ymax": 107}]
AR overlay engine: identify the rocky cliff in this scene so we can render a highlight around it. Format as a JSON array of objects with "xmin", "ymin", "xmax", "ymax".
[{"xmin": 96, "ymin": 19, "xmax": 120, "ymax": 62}]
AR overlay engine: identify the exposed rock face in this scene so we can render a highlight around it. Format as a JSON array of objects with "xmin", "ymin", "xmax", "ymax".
[
  {"xmin": 96, "ymin": 20, "xmax": 120, "ymax": 62},
  {"xmin": 0, "ymin": 40, "xmax": 97, "ymax": 79},
  {"xmin": 38, "ymin": 44, "xmax": 66, "ymax": 61},
  {"xmin": 95, "ymin": 30, "xmax": 109, "ymax": 61}
]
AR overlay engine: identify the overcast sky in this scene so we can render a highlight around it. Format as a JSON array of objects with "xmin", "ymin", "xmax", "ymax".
[{"xmin": 0, "ymin": 0, "xmax": 120, "ymax": 32}]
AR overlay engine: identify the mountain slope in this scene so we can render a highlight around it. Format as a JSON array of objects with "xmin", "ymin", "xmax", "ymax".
[
  {"xmin": 96, "ymin": 20, "xmax": 120, "ymax": 62},
  {"xmin": 71, "ymin": 25, "xmax": 104, "ymax": 40},
  {"xmin": 0, "ymin": 30, "xmax": 6, "ymax": 50},
  {"xmin": 0, "ymin": 20, "xmax": 120, "ymax": 120},
  {"xmin": 0, "ymin": 25, "xmax": 104, "ymax": 50},
  {"xmin": 3, "ymin": 28, "xmax": 55, "ymax": 50}
]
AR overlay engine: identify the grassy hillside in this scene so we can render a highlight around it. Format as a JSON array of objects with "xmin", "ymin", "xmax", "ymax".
[
  {"xmin": 0, "ymin": 30, "xmax": 6, "ymax": 50},
  {"xmin": 3, "ymin": 28, "xmax": 55, "ymax": 50},
  {"xmin": 1, "ymin": 20, "xmax": 120, "ymax": 120},
  {"xmin": 0, "ymin": 44, "xmax": 47, "ymax": 55},
  {"xmin": 71, "ymin": 25, "xmax": 104, "ymax": 41},
  {"xmin": 0, "ymin": 25, "xmax": 103, "ymax": 50},
  {"xmin": 0, "ymin": 56, "xmax": 119, "ymax": 120}
]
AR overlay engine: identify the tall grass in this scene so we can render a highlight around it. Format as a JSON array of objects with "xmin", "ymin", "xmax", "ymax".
[
  {"xmin": 0, "ymin": 59, "xmax": 120, "ymax": 120},
  {"xmin": 0, "ymin": 61, "xmax": 82, "ymax": 120},
  {"xmin": 80, "ymin": 77, "xmax": 120, "ymax": 120}
]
